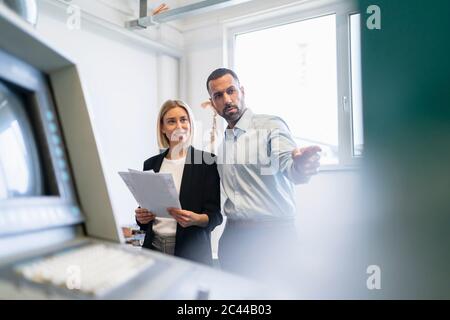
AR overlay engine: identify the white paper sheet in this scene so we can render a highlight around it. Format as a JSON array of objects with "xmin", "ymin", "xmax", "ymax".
[{"xmin": 118, "ymin": 170, "xmax": 181, "ymax": 218}]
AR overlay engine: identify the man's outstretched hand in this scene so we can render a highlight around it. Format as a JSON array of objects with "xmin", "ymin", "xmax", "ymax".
[{"xmin": 291, "ymin": 145, "xmax": 322, "ymax": 183}]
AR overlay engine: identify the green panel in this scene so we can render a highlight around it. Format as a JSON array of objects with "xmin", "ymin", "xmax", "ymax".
[{"xmin": 359, "ymin": 0, "xmax": 450, "ymax": 298}]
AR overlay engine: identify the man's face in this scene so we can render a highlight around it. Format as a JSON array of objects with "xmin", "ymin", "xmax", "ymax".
[{"xmin": 208, "ymin": 74, "xmax": 246, "ymax": 124}]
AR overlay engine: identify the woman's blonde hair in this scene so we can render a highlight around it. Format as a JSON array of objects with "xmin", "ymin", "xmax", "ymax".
[{"xmin": 157, "ymin": 99, "xmax": 195, "ymax": 149}]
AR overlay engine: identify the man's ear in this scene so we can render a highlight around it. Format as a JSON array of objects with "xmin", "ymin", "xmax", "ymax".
[{"xmin": 240, "ymin": 86, "xmax": 245, "ymax": 96}]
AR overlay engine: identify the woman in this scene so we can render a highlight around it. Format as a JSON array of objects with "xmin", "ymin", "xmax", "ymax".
[{"xmin": 135, "ymin": 99, "xmax": 222, "ymax": 266}]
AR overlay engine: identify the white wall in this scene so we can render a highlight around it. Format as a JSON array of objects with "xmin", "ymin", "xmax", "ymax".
[
  {"xmin": 36, "ymin": 0, "xmax": 181, "ymax": 227},
  {"xmin": 183, "ymin": 24, "xmax": 225, "ymax": 151}
]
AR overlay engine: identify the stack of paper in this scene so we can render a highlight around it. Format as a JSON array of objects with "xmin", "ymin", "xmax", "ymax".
[{"xmin": 118, "ymin": 169, "xmax": 181, "ymax": 218}]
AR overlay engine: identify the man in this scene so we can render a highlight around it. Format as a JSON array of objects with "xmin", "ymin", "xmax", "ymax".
[{"xmin": 207, "ymin": 68, "xmax": 321, "ymax": 279}]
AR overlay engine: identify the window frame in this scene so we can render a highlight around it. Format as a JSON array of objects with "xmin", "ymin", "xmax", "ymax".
[{"xmin": 224, "ymin": 0, "xmax": 361, "ymax": 170}]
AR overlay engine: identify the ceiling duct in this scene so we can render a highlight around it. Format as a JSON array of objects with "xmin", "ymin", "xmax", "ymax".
[{"xmin": 126, "ymin": 0, "xmax": 252, "ymax": 29}]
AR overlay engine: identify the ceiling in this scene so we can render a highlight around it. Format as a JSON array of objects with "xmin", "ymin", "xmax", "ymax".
[{"xmin": 135, "ymin": 0, "xmax": 316, "ymax": 30}]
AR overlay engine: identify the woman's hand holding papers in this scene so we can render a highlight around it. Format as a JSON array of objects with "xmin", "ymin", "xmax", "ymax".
[
  {"xmin": 167, "ymin": 208, "xmax": 209, "ymax": 228},
  {"xmin": 135, "ymin": 207, "xmax": 156, "ymax": 224}
]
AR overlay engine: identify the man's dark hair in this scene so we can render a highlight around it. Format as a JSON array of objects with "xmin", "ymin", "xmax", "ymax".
[{"xmin": 206, "ymin": 68, "xmax": 240, "ymax": 94}]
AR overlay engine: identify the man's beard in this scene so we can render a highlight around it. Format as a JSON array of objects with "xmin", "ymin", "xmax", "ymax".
[{"xmin": 223, "ymin": 103, "xmax": 243, "ymax": 122}]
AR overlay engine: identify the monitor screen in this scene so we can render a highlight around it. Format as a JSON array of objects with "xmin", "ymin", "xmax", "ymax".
[
  {"xmin": 0, "ymin": 49, "xmax": 84, "ymax": 237},
  {"xmin": 0, "ymin": 81, "xmax": 43, "ymax": 199}
]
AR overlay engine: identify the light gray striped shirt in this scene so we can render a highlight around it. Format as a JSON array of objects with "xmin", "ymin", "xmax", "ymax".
[{"xmin": 216, "ymin": 108, "xmax": 299, "ymax": 221}]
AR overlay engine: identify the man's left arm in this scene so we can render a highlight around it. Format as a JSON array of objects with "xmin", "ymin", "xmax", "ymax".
[{"xmin": 267, "ymin": 118, "xmax": 321, "ymax": 184}]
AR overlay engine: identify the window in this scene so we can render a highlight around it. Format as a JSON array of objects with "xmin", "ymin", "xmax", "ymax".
[
  {"xmin": 228, "ymin": 0, "xmax": 362, "ymax": 168},
  {"xmin": 350, "ymin": 13, "xmax": 363, "ymax": 157}
]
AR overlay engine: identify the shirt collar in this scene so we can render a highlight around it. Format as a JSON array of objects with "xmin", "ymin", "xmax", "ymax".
[
  {"xmin": 234, "ymin": 108, "xmax": 253, "ymax": 132},
  {"xmin": 224, "ymin": 108, "xmax": 253, "ymax": 139},
  {"xmin": 225, "ymin": 108, "xmax": 253, "ymax": 132}
]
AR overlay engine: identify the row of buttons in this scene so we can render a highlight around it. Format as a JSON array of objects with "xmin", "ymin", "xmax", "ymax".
[
  {"xmin": 0, "ymin": 207, "xmax": 79, "ymax": 233},
  {"xmin": 46, "ymin": 111, "xmax": 70, "ymax": 183}
]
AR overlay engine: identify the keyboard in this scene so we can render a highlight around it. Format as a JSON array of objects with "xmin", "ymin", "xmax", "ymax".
[{"xmin": 13, "ymin": 244, "xmax": 155, "ymax": 297}]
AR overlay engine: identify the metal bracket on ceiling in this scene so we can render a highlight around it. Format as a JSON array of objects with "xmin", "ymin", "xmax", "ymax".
[{"xmin": 125, "ymin": 0, "xmax": 252, "ymax": 30}]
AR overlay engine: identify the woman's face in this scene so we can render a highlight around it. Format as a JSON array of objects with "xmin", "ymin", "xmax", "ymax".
[{"xmin": 161, "ymin": 106, "xmax": 191, "ymax": 146}]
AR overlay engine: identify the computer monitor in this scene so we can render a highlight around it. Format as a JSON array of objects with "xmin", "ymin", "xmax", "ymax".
[
  {"xmin": 0, "ymin": 82, "xmax": 44, "ymax": 198},
  {"xmin": 0, "ymin": 49, "xmax": 84, "ymax": 238},
  {"xmin": 0, "ymin": 3, "xmax": 123, "ymax": 256}
]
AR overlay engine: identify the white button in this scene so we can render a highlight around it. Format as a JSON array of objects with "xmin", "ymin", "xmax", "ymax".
[
  {"xmin": 55, "ymin": 147, "xmax": 63, "ymax": 157},
  {"xmin": 50, "ymin": 209, "xmax": 58, "ymax": 221},
  {"xmin": 39, "ymin": 209, "xmax": 49, "ymax": 223},
  {"xmin": 52, "ymin": 135, "xmax": 61, "ymax": 145},
  {"xmin": 46, "ymin": 111, "xmax": 54, "ymax": 121},
  {"xmin": 59, "ymin": 159, "xmax": 66, "ymax": 170},
  {"xmin": 8, "ymin": 213, "xmax": 18, "ymax": 225},
  {"xmin": 56, "ymin": 208, "xmax": 66, "ymax": 220},
  {"xmin": 49, "ymin": 122, "xmax": 57, "ymax": 133},
  {"xmin": 19, "ymin": 210, "xmax": 29, "ymax": 226},
  {"xmin": 71, "ymin": 206, "xmax": 81, "ymax": 216},
  {"xmin": 28, "ymin": 209, "xmax": 39, "ymax": 224},
  {"xmin": 61, "ymin": 171, "xmax": 69, "ymax": 182}
]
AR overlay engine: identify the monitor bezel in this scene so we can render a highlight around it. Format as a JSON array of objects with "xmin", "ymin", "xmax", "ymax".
[{"xmin": 0, "ymin": 49, "xmax": 84, "ymax": 236}]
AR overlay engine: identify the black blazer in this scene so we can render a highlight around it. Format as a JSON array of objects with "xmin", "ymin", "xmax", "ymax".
[{"xmin": 138, "ymin": 146, "xmax": 222, "ymax": 266}]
